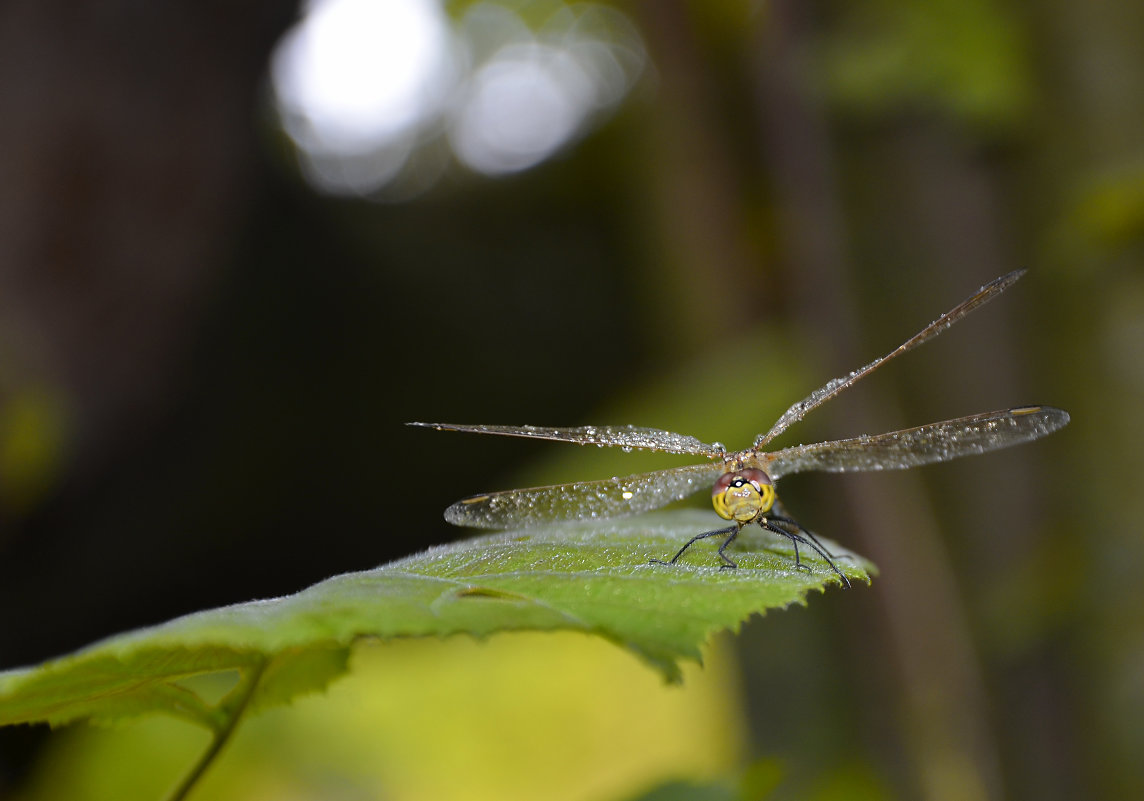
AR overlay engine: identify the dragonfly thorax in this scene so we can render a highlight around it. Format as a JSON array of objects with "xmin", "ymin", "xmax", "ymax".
[{"xmin": 712, "ymin": 468, "xmax": 775, "ymax": 523}]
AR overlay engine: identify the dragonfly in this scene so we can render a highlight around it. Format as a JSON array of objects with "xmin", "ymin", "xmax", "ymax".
[{"xmin": 410, "ymin": 270, "xmax": 1069, "ymax": 588}]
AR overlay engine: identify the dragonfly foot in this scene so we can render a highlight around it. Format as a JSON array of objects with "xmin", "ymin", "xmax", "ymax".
[{"xmin": 761, "ymin": 518, "xmax": 852, "ymax": 589}]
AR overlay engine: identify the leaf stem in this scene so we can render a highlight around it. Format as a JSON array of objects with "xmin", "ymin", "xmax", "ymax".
[{"xmin": 165, "ymin": 659, "xmax": 267, "ymax": 801}]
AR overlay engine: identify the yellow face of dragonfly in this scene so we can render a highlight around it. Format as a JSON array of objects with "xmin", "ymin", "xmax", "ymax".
[{"xmin": 712, "ymin": 468, "xmax": 775, "ymax": 523}]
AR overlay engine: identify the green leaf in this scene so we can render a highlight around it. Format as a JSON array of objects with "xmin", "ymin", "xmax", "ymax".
[{"xmin": 0, "ymin": 509, "xmax": 873, "ymax": 732}]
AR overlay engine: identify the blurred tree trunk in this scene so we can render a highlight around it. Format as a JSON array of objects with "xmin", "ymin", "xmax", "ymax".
[
  {"xmin": 751, "ymin": 3, "xmax": 1006, "ymax": 800},
  {"xmin": 0, "ymin": 1, "xmax": 295, "ymax": 511},
  {"xmin": 633, "ymin": 0, "xmax": 762, "ymax": 357},
  {"xmin": 0, "ymin": 0, "xmax": 296, "ymax": 790}
]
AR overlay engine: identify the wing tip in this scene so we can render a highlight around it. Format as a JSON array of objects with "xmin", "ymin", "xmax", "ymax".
[
  {"xmin": 443, "ymin": 496, "xmax": 502, "ymax": 529},
  {"xmin": 1010, "ymin": 404, "xmax": 1070, "ymax": 426},
  {"xmin": 993, "ymin": 268, "xmax": 1027, "ymax": 291}
]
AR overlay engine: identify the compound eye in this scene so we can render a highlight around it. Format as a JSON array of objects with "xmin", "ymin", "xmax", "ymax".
[
  {"xmin": 712, "ymin": 469, "xmax": 775, "ymax": 522},
  {"xmin": 738, "ymin": 468, "xmax": 772, "ymax": 490},
  {"xmin": 712, "ymin": 472, "xmax": 737, "ymax": 495}
]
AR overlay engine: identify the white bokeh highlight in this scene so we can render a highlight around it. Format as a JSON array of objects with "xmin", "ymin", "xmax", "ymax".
[
  {"xmin": 272, "ymin": 0, "xmax": 456, "ymax": 154},
  {"xmin": 270, "ymin": 0, "xmax": 646, "ymax": 196}
]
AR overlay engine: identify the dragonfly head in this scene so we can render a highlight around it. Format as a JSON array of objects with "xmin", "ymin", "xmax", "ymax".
[{"xmin": 712, "ymin": 468, "xmax": 775, "ymax": 522}]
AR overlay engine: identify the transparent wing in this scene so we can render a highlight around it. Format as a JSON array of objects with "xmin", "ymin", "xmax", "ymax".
[
  {"xmin": 442, "ymin": 463, "xmax": 725, "ymax": 529},
  {"xmin": 762, "ymin": 406, "xmax": 1068, "ymax": 480},
  {"xmin": 408, "ymin": 421, "xmax": 723, "ymax": 457},
  {"xmin": 754, "ymin": 270, "xmax": 1026, "ymax": 449}
]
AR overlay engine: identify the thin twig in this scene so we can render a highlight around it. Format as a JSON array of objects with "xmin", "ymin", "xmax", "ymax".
[{"xmin": 165, "ymin": 660, "xmax": 267, "ymax": 801}]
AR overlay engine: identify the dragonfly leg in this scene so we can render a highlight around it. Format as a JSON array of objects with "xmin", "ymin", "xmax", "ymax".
[
  {"xmin": 768, "ymin": 513, "xmax": 853, "ymax": 562},
  {"xmin": 715, "ymin": 527, "xmax": 741, "ymax": 570},
  {"xmin": 760, "ymin": 519, "xmax": 851, "ymax": 589},
  {"xmin": 650, "ymin": 524, "xmax": 739, "ymax": 568}
]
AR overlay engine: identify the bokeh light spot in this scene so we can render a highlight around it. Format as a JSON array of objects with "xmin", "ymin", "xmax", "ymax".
[{"xmin": 270, "ymin": 0, "xmax": 646, "ymax": 196}]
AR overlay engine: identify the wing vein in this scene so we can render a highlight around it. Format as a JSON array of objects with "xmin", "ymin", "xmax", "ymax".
[
  {"xmin": 754, "ymin": 270, "xmax": 1026, "ymax": 448},
  {"xmin": 763, "ymin": 406, "xmax": 1068, "ymax": 479}
]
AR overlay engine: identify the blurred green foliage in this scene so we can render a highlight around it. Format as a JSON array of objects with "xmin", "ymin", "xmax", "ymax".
[
  {"xmin": 14, "ymin": 635, "xmax": 747, "ymax": 801},
  {"xmin": 0, "ymin": 384, "xmax": 68, "ymax": 514},
  {"xmin": 825, "ymin": 0, "xmax": 1032, "ymax": 131},
  {"xmin": 2, "ymin": 0, "xmax": 1143, "ymax": 799}
]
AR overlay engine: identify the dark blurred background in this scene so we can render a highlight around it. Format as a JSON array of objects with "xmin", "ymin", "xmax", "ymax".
[{"xmin": 1, "ymin": 1, "xmax": 1142, "ymax": 799}]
